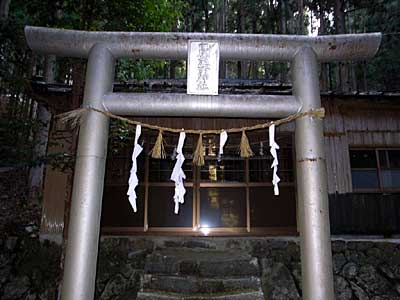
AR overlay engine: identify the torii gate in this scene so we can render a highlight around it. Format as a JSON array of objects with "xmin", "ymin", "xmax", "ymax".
[{"xmin": 25, "ymin": 26, "xmax": 381, "ymax": 300}]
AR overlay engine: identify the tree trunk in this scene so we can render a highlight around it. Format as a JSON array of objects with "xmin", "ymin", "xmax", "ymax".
[
  {"xmin": 250, "ymin": 3, "xmax": 258, "ymax": 79},
  {"xmin": 298, "ymin": 0, "xmax": 304, "ymax": 34},
  {"xmin": 281, "ymin": 0, "xmax": 287, "ymax": 34},
  {"xmin": 191, "ymin": 1, "xmax": 196, "ymax": 32},
  {"xmin": 45, "ymin": 55, "xmax": 57, "ymax": 84},
  {"xmin": 0, "ymin": 0, "xmax": 11, "ymax": 20},
  {"xmin": 217, "ymin": 0, "xmax": 228, "ymax": 79},
  {"xmin": 203, "ymin": 0, "xmax": 208, "ymax": 32},
  {"xmin": 237, "ymin": 0, "xmax": 247, "ymax": 79},
  {"xmin": 334, "ymin": 0, "xmax": 350, "ymax": 91},
  {"xmin": 334, "ymin": 0, "xmax": 346, "ymax": 34},
  {"xmin": 169, "ymin": 23, "xmax": 178, "ymax": 79},
  {"xmin": 28, "ymin": 106, "xmax": 51, "ymax": 200},
  {"xmin": 28, "ymin": 55, "xmax": 56, "ymax": 202},
  {"xmin": 279, "ymin": 0, "xmax": 288, "ymax": 82},
  {"xmin": 319, "ymin": 0, "xmax": 329, "ymax": 90},
  {"xmin": 71, "ymin": 62, "xmax": 85, "ymax": 108}
]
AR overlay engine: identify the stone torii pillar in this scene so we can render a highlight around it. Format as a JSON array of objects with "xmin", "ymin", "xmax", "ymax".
[{"xmin": 24, "ymin": 26, "xmax": 381, "ymax": 300}]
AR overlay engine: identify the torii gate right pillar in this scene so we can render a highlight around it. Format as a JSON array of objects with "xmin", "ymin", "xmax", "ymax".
[{"xmin": 293, "ymin": 47, "xmax": 335, "ymax": 300}]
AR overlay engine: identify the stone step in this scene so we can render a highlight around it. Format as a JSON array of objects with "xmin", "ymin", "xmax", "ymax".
[
  {"xmin": 144, "ymin": 248, "xmax": 259, "ymax": 277},
  {"xmin": 136, "ymin": 290, "xmax": 265, "ymax": 300},
  {"xmin": 142, "ymin": 275, "xmax": 261, "ymax": 294}
]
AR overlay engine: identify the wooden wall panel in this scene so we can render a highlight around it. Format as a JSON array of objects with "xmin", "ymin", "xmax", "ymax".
[
  {"xmin": 324, "ymin": 135, "xmax": 352, "ymax": 194},
  {"xmin": 324, "ymin": 137, "xmax": 334, "ymax": 194},
  {"xmin": 41, "ymin": 168, "xmax": 67, "ymax": 235},
  {"xmin": 330, "ymin": 193, "xmax": 400, "ymax": 234},
  {"xmin": 40, "ymin": 121, "xmax": 74, "ymax": 238},
  {"xmin": 347, "ymin": 131, "xmax": 400, "ymax": 147},
  {"xmin": 322, "ymin": 97, "xmax": 400, "ymax": 194}
]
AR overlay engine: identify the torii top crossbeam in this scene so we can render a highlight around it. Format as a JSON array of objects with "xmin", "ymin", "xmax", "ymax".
[{"xmin": 25, "ymin": 26, "xmax": 381, "ymax": 61}]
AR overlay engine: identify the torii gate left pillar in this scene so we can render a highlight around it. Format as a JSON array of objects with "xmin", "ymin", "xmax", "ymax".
[
  {"xmin": 61, "ymin": 45, "xmax": 114, "ymax": 299},
  {"xmin": 24, "ymin": 26, "xmax": 381, "ymax": 300}
]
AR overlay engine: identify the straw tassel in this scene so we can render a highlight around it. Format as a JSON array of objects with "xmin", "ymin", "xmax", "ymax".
[
  {"xmin": 57, "ymin": 107, "xmax": 88, "ymax": 128},
  {"xmin": 193, "ymin": 133, "xmax": 205, "ymax": 166},
  {"xmin": 240, "ymin": 131, "xmax": 254, "ymax": 157},
  {"xmin": 150, "ymin": 130, "xmax": 166, "ymax": 159},
  {"xmin": 314, "ymin": 107, "xmax": 325, "ymax": 119}
]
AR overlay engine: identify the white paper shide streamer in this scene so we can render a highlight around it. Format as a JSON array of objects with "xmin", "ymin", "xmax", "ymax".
[
  {"xmin": 170, "ymin": 132, "xmax": 186, "ymax": 214},
  {"xmin": 127, "ymin": 125, "xmax": 143, "ymax": 212},
  {"xmin": 269, "ymin": 124, "xmax": 280, "ymax": 195},
  {"xmin": 218, "ymin": 131, "xmax": 228, "ymax": 161}
]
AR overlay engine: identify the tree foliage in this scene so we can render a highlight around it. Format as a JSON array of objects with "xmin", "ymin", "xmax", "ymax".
[{"xmin": 0, "ymin": 0, "xmax": 185, "ymax": 169}]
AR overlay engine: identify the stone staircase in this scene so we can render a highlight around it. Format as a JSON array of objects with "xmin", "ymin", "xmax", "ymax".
[{"xmin": 136, "ymin": 247, "xmax": 264, "ymax": 300}]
